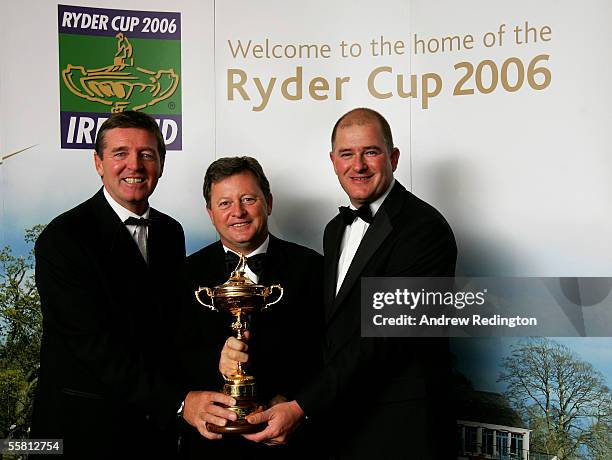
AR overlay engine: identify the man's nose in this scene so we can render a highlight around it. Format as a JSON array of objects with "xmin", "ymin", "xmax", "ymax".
[
  {"xmin": 126, "ymin": 151, "xmax": 143, "ymax": 170},
  {"xmin": 230, "ymin": 201, "xmax": 246, "ymax": 216},
  {"xmin": 352, "ymin": 154, "xmax": 367, "ymax": 172}
]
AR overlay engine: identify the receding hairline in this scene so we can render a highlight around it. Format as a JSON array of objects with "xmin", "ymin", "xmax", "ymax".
[
  {"xmin": 336, "ymin": 109, "xmax": 383, "ymax": 131},
  {"xmin": 331, "ymin": 108, "xmax": 394, "ymax": 153}
]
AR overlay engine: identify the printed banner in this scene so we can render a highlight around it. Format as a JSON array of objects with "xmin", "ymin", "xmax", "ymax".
[{"xmin": 57, "ymin": 4, "xmax": 182, "ymax": 150}]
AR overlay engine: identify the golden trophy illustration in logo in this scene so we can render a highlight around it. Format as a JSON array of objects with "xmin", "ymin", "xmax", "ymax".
[
  {"xmin": 62, "ymin": 33, "xmax": 179, "ymax": 113},
  {"xmin": 194, "ymin": 254, "xmax": 283, "ymax": 434}
]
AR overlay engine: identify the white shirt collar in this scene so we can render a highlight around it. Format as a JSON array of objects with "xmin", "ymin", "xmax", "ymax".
[
  {"xmin": 223, "ymin": 234, "xmax": 270, "ymax": 257},
  {"xmin": 103, "ymin": 187, "xmax": 150, "ymax": 223},
  {"xmin": 348, "ymin": 178, "xmax": 395, "ymax": 217}
]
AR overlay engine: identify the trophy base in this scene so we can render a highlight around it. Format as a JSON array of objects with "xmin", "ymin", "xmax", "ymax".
[
  {"xmin": 206, "ymin": 379, "xmax": 266, "ymax": 434},
  {"xmin": 207, "ymin": 415, "xmax": 265, "ymax": 434}
]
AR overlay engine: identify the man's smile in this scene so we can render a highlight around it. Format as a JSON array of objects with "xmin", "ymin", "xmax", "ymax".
[{"xmin": 123, "ymin": 177, "xmax": 145, "ymax": 184}]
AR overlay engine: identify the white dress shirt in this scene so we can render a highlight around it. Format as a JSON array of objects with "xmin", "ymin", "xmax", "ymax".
[
  {"xmin": 336, "ymin": 179, "xmax": 395, "ymax": 294},
  {"xmin": 103, "ymin": 187, "xmax": 150, "ymax": 262}
]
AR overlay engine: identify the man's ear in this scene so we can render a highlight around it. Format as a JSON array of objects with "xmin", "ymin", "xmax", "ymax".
[
  {"xmin": 266, "ymin": 194, "xmax": 273, "ymax": 215},
  {"xmin": 158, "ymin": 155, "xmax": 164, "ymax": 178},
  {"xmin": 390, "ymin": 148, "xmax": 400, "ymax": 172},
  {"xmin": 330, "ymin": 151, "xmax": 339, "ymax": 175},
  {"xmin": 94, "ymin": 152, "xmax": 104, "ymax": 177}
]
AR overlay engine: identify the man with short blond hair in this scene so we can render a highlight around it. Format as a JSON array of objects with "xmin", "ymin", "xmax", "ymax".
[{"xmin": 243, "ymin": 108, "xmax": 457, "ymax": 458}]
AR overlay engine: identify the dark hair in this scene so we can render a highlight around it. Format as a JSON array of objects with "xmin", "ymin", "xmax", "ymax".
[
  {"xmin": 94, "ymin": 111, "xmax": 166, "ymax": 162},
  {"xmin": 203, "ymin": 156, "xmax": 271, "ymax": 208},
  {"xmin": 331, "ymin": 107, "xmax": 394, "ymax": 153}
]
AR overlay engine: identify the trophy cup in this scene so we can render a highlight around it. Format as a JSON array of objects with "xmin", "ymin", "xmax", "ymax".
[{"xmin": 194, "ymin": 253, "xmax": 283, "ymax": 434}]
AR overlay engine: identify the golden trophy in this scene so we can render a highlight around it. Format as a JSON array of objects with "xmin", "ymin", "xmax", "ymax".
[{"xmin": 194, "ymin": 254, "xmax": 283, "ymax": 434}]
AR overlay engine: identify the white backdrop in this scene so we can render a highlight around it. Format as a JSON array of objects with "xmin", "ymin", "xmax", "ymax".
[
  {"xmin": 3, "ymin": 0, "xmax": 609, "ymax": 272},
  {"xmin": 2, "ymin": 1, "xmax": 612, "ymax": 390}
]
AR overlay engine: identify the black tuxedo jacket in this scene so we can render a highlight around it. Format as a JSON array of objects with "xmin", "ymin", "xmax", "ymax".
[
  {"xmin": 31, "ymin": 189, "xmax": 188, "ymax": 459},
  {"xmin": 297, "ymin": 181, "xmax": 457, "ymax": 459},
  {"xmin": 179, "ymin": 234, "xmax": 324, "ymax": 459}
]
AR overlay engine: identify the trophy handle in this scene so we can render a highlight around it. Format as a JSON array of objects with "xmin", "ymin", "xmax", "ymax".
[
  {"xmin": 195, "ymin": 287, "xmax": 217, "ymax": 311},
  {"xmin": 263, "ymin": 284, "xmax": 284, "ymax": 310}
]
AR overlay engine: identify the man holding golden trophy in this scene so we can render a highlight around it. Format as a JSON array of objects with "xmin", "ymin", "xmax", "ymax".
[{"xmin": 179, "ymin": 157, "xmax": 324, "ymax": 459}]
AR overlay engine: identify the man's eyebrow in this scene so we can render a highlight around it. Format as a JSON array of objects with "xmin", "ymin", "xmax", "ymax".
[
  {"xmin": 109, "ymin": 145, "xmax": 157, "ymax": 153},
  {"xmin": 337, "ymin": 146, "xmax": 382, "ymax": 153}
]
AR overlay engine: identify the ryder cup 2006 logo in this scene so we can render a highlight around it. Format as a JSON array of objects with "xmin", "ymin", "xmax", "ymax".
[{"xmin": 58, "ymin": 4, "xmax": 182, "ymax": 150}]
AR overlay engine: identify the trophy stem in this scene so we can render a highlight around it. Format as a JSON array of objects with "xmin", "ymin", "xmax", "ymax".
[
  {"xmin": 231, "ymin": 309, "xmax": 250, "ymax": 378},
  {"xmin": 207, "ymin": 307, "xmax": 265, "ymax": 434},
  {"xmin": 234, "ymin": 310, "xmax": 246, "ymax": 341}
]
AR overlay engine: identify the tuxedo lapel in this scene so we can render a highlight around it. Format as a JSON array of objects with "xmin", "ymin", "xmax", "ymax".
[
  {"xmin": 328, "ymin": 210, "xmax": 392, "ymax": 321},
  {"xmin": 88, "ymin": 190, "xmax": 146, "ymax": 269},
  {"xmin": 200, "ymin": 242, "xmax": 228, "ymax": 286},
  {"xmin": 85, "ymin": 190, "xmax": 155, "ymax": 319},
  {"xmin": 259, "ymin": 235, "xmax": 283, "ymax": 287},
  {"xmin": 146, "ymin": 211, "xmax": 163, "ymax": 269},
  {"xmin": 326, "ymin": 182, "xmax": 405, "ymax": 322},
  {"xmin": 147, "ymin": 209, "xmax": 182, "ymax": 272},
  {"xmin": 323, "ymin": 217, "xmax": 345, "ymax": 319}
]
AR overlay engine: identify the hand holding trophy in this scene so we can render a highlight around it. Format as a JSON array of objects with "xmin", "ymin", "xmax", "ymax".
[{"xmin": 195, "ymin": 253, "xmax": 283, "ymax": 434}]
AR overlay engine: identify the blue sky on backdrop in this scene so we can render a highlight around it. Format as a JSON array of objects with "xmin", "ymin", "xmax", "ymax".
[{"xmin": 452, "ymin": 337, "xmax": 612, "ymax": 393}]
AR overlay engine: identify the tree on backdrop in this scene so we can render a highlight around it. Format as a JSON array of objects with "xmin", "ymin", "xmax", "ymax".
[
  {"xmin": 0, "ymin": 226, "xmax": 44, "ymax": 438},
  {"xmin": 499, "ymin": 338, "xmax": 612, "ymax": 460}
]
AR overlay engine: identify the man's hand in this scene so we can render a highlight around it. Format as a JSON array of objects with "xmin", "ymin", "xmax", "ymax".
[
  {"xmin": 243, "ymin": 400, "xmax": 305, "ymax": 445},
  {"xmin": 219, "ymin": 335, "xmax": 249, "ymax": 377},
  {"xmin": 182, "ymin": 390, "xmax": 237, "ymax": 440}
]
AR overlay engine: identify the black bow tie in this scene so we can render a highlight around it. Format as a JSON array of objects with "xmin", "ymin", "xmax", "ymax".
[
  {"xmin": 124, "ymin": 217, "xmax": 152, "ymax": 226},
  {"xmin": 338, "ymin": 205, "xmax": 373, "ymax": 225},
  {"xmin": 225, "ymin": 251, "xmax": 267, "ymax": 277}
]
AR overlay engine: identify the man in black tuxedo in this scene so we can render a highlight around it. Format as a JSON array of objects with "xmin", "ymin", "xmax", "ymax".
[
  {"xmin": 31, "ymin": 111, "xmax": 235, "ymax": 459},
  {"xmin": 245, "ymin": 108, "xmax": 457, "ymax": 458},
  {"xmin": 179, "ymin": 156, "xmax": 323, "ymax": 459}
]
